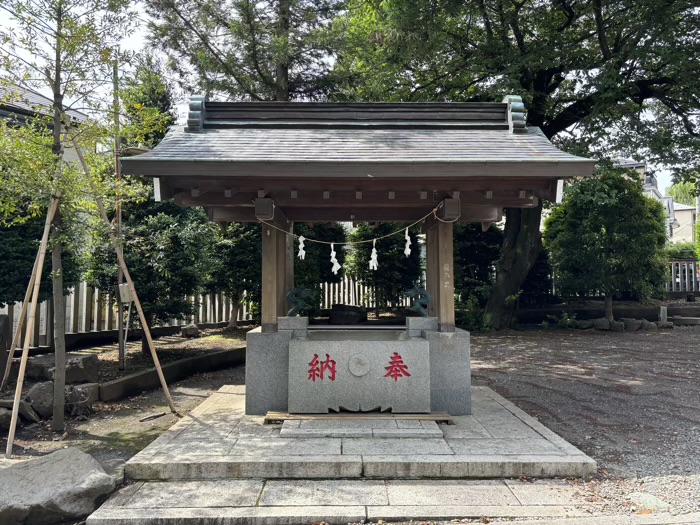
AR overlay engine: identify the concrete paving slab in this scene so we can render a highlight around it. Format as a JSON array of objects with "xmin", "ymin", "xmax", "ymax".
[
  {"xmin": 371, "ymin": 428, "xmax": 443, "ymax": 438},
  {"xmin": 280, "ymin": 427, "xmax": 374, "ymax": 438},
  {"xmin": 147, "ymin": 441, "xmax": 237, "ymax": 456},
  {"xmin": 447, "ymin": 438, "xmax": 565, "ymax": 456},
  {"xmin": 126, "ymin": 455, "xmax": 363, "ymax": 480},
  {"xmin": 367, "ymin": 504, "xmax": 586, "ymax": 521},
  {"xmin": 342, "ymin": 437, "xmax": 454, "ymax": 455},
  {"xmin": 440, "ymin": 416, "xmax": 492, "ymax": 438},
  {"xmin": 260, "ymin": 480, "xmax": 388, "ymax": 506},
  {"xmin": 227, "ymin": 437, "xmax": 341, "ymax": 456},
  {"xmin": 125, "ymin": 480, "xmax": 263, "ymax": 508},
  {"xmin": 386, "ymin": 480, "xmax": 519, "ymax": 506},
  {"xmin": 122, "ymin": 386, "xmax": 596, "ymax": 481},
  {"xmin": 299, "ymin": 420, "xmax": 398, "ymax": 429},
  {"xmin": 505, "ymin": 479, "xmax": 585, "ymax": 506},
  {"xmin": 88, "ymin": 505, "xmax": 367, "ymax": 525},
  {"xmin": 361, "ymin": 455, "xmax": 443, "ymax": 478}
]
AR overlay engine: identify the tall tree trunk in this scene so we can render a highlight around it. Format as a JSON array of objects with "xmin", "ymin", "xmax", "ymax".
[
  {"xmin": 484, "ymin": 205, "xmax": 543, "ymax": 330},
  {"xmin": 604, "ymin": 293, "xmax": 613, "ymax": 321},
  {"xmin": 51, "ymin": 5, "xmax": 66, "ymax": 431},
  {"xmin": 275, "ymin": 0, "xmax": 290, "ymax": 101},
  {"xmin": 51, "ymin": 210, "xmax": 66, "ymax": 431}
]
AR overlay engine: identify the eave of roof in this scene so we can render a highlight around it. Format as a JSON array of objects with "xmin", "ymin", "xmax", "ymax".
[{"xmin": 122, "ymin": 125, "xmax": 596, "ymax": 180}]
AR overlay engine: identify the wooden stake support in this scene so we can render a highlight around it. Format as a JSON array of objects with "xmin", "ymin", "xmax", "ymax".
[
  {"xmin": 0, "ymin": 253, "xmax": 40, "ymax": 392},
  {"xmin": 5, "ymin": 194, "xmax": 60, "ymax": 458},
  {"xmin": 72, "ymin": 138, "xmax": 177, "ymax": 416}
]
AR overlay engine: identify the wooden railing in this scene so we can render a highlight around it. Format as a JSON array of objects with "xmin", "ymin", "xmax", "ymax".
[
  {"xmin": 0, "ymin": 281, "xmax": 255, "ymax": 349},
  {"xmin": 0, "ymin": 276, "xmax": 417, "ymax": 349},
  {"xmin": 668, "ymin": 259, "xmax": 699, "ymax": 293}
]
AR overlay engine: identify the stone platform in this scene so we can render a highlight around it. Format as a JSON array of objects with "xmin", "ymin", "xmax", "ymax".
[
  {"xmin": 120, "ymin": 385, "xmax": 594, "ymax": 481},
  {"xmin": 89, "ymin": 385, "xmax": 596, "ymax": 525}
]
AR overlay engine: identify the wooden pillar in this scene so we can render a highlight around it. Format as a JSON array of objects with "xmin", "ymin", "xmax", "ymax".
[
  {"xmin": 71, "ymin": 284, "xmax": 80, "ymax": 333},
  {"xmin": 286, "ymin": 222, "xmax": 295, "ymax": 294},
  {"xmin": 425, "ymin": 225, "xmax": 438, "ymax": 318},
  {"xmin": 96, "ymin": 291, "xmax": 104, "ymax": 332},
  {"xmin": 262, "ymin": 224, "xmax": 279, "ymax": 331},
  {"xmin": 84, "ymin": 286, "xmax": 94, "ymax": 332},
  {"xmin": 45, "ymin": 300, "xmax": 54, "ymax": 349},
  {"xmin": 259, "ymin": 199, "xmax": 290, "ymax": 332},
  {"xmin": 425, "ymin": 220, "xmax": 455, "ymax": 331},
  {"xmin": 436, "ymin": 221, "xmax": 455, "ymax": 331}
]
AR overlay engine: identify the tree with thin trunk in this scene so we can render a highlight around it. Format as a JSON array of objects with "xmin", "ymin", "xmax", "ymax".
[
  {"xmin": 543, "ymin": 167, "xmax": 667, "ymax": 320},
  {"xmin": 0, "ymin": 0, "xmax": 134, "ymax": 430}
]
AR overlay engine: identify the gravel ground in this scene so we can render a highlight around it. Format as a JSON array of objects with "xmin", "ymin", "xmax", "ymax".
[{"xmin": 471, "ymin": 326, "xmax": 700, "ymax": 516}]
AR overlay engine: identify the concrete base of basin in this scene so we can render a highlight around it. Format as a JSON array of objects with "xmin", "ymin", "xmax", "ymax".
[{"xmin": 123, "ymin": 385, "xmax": 595, "ymax": 481}]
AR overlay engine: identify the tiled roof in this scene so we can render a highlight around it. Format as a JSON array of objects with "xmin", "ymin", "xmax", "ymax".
[
  {"xmin": 0, "ymin": 84, "xmax": 88, "ymax": 122},
  {"xmin": 122, "ymin": 99, "xmax": 596, "ymax": 179}
]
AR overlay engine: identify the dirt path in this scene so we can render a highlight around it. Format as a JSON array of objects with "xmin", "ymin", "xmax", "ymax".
[
  {"xmin": 472, "ymin": 327, "xmax": 700, "ymax": 478},
  {"xmin": 0, "ymin": 366, "xmax": 246, "ymax": 464},
  {"xmin": 472, "ymin": 327, "xmax": 700, "ymax": 516}
]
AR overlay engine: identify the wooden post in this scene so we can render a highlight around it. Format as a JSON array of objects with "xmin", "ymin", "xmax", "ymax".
[
  {"xmin": 6, "ymin": 194, "xmax": 60, "ymax": 458},
  {"xmin": 84, "ymin": 286, "xmax": 94, "ymax": 332},
  {"xmin": 72, "ymin": 140, "xmax": 177, "ymax": 415},
  {"xmin": 0, "ymin": 235, "xmax": 42, "ymax": 391},
  {"xmin": 71, "ymin": 282, "xmax": 81, "ymax": 333},
  {"xmin": 96, "ymin": 291, "xmax": 104, "ymax": 332},
  {"xmin": 425, "ymin": 215, "xmax": 456, "ymax": 331},
  {"xmin": 286, "ymin": 222, "xmax": 295, "ymax": 292},
  {"xmin": 262, "ymin": 224, "xmax": 279, "ymax": 331},
  {"xmin": 45, "ymin": 300, "xmax": 54, "ymax": 349},
  {"xmin": 106, "ymin": 292, "xmax": 114, "ymax": 330},
  {"xmin": 436, "ymin": 221, "xmax": 456, "ymax": 331}
]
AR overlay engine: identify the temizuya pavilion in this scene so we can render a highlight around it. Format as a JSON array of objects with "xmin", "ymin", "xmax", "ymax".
[{"xmin": 121, "ymin": 96, "xmax": 596, "ymax": 417}]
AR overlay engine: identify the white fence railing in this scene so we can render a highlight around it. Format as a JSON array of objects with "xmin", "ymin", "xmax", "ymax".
[
  {"xmin": 0, "ymin": 281, "xmax": 254, "ymax": 349},
  {"xmin": 667, "ymin": 260, "xmax": 699, "ymax": 293},
  {"xmin": 318, "ymin": 276, "xmax": 412, "ymax": 310}
]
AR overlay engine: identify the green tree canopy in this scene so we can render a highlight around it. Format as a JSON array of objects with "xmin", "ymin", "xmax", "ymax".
[
  {"xmin": 294, "ymin": 223, "xmax": 347, "ymax": 288},
  {"xmin": 86, "ymin": 201, "xmax": 217, "ymax": 326},
  {"xmin": 145, "ymin": 0, "xmax": 346, "ymax": 100},
  {"xmin": 543, "ymin": 168, "xmax": 667, "ymax": 320},
  {"xmin": 453, "ymin": 223, "xmax": 502, "ymax": 303},
  {"xmin": 207, "ymin": 222, "xmax": 262, "ymax": 325},
  {"xmin": 333, "ymin": 0, "xmax": 699, "ymax": 328},
  {"xmin": 666, "ymin": 182, "xmax": 697, "ymax": 207},
  {"xmin": 345, "ymin": 223, "xmax": 421, "ymax": 311}
]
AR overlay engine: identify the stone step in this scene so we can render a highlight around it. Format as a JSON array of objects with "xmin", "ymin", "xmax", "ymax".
[
  {"xmin": 671, "ymin": 316, "xmax": 700, "ymax": 326},
  {"xmin": 88, "ymin": 479, "xmax": 590, "ymax": 525},
  {"xmin": 125, "ymin": 452, "xmax": 595, "ymax": 480},
  {"xmin": 278, "ymin": 419, "xmax": 444, "ymax": 438}
]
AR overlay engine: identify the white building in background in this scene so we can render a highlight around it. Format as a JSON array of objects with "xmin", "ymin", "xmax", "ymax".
[
  {"xmin": 614, "ymin": 158, "xmax": 680, "ymax": 239},
  {"xmin": 671, "ymin": 202, "xmax": 696, "ymax": 243}
]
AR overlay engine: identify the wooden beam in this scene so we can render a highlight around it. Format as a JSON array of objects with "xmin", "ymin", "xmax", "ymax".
[
  {"xmin": 158, "ymin": 175, "xmax": 559, "ymax": 193},
  {"xmin": 212, "ymin": 205, "xmax": 501, "ymax": 223},
  {"xmin": 178, "ymin": 190, "xmax": 536, "ymax": 209}
]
